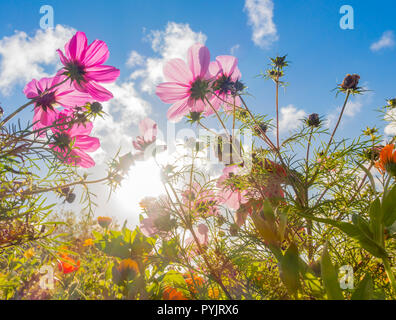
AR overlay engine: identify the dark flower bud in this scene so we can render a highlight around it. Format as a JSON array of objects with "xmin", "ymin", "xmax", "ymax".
[
  {"xmin": 231, "ymin": 80, "xmax": 245, "ymax": 95},
  {"xmin": 254, "ymin": 123, "xmax": 268, "ymax": 135},
  {"xmin": 307, "ymin": 113, "xmax": 321, "ymax": 127},
  {"xmin": 341, "ymin": 74, "xmax": 360, "ymax": 90},
  {"xmin": 90, "ymin": 102, "xmax": 103, "ymax": 114},
  {"xmin": 0, "ymin": 106, "xmax": 3, "ymax": 118},
  {"xmin": 363, "ymin": 145, "xmax": 382, "ymax": 162},
  {"xmin": 66, "ymin": 192, "xmax": 76, "ymax": 204},
  {"xmin": 386, "ymin": 98, "xmax": 396, "ymax": 109}
]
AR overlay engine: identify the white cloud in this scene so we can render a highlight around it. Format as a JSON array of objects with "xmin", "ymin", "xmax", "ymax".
[
  {"xmin": 230, "ymin": 44, "xmax": 240, "ymax": 55},
  {"xmin": 370, "ymin": 31, "xmax": 395, "ymax": 52},
  {"xmin": 344, "ymin": 99, "xmax": 363, "ymax": 117},
  {"xmin": 126, "ymin": 50, "xmax": 145, "ymax": 68},
  {"xmin": 0, "ymin": 25, "xmax": 75, "ymax": 95},
  {"xmin": 131, "ymin": 22, "xmax": 207, "ymax": 93},
  {"xmin": 244, "ymin": 0, "xmax": 278, "ymax": 49},
  {"xmin": 384, "ymin": 108, "xmax": 396, "ymax": 136},
  {"xmin": 326, "ymin": 85, "xmax": 373, "ymax": 127},
  {"xmin": 278, "ymin": 104, "xmax": 306, "ymax": 134},
  {"xmin": 92, "ymin": 81, "xmax": 151, "ymax": 161}
]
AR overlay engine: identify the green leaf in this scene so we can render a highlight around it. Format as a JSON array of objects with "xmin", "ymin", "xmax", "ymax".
[
  {"xmin": 351, "ymin": 274, "xmax": 374, "ymax": 300},
  {"xmin": 279, "ymin": 243, "xmax": 300, "ymax": 297},
  {"xmin": 356, "ymin": 161, "xmax": 376, "ymax": 193},
  {"xmin": 321, "ymin": 247, "xmax": 343, "ymax": 300},
  {"xmin": 352, "ymin": 214, "xmax": 373, "ymax": 239},
  {"xmin": 369, "ymin": 198, "xmax": 383, "ymax": 244},
  {"xmin": 296, "ymin": 211, "xmax": 387, "ymax": 258},
  {"xmin": 382, "ymin": 185, "xmax": 396, "ymax": 227}
]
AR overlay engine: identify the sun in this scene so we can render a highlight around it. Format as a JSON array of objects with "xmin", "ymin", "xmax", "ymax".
[{"xmin": 114, "ymin": 157, "xmax": 165, "ymax": 217}]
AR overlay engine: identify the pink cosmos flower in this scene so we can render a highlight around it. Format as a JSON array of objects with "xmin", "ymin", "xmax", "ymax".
[
  {"xmin": 57, "ymin": 31, "xmax": 120, "ymax": 102},
  {"xmin": 139, "ymin": 196, "xmax": 173, "ymax": 238},
  {"xmin": 182, "ymin": 183, "xmax": 219, "ymax": 217},
  {"xmin": 132, "ymin": 118, "xmax": 158, "ymax": 152},
  {"xmin": 217, "ymin": 165, "xmax": 249, "ymax": 210},
  {"xmin": 209, "ymin": 55, "xmax": 242, "ymax": 114},
  {"xmin": 50, "ymin": 111, "xmax": 100, "ymax": 168},
  {"xmin": 24, "ymin": 75, "xmax": 92, "ymax": 133},
  {"xmin": 186, "ymin": 223, "xmax": 209, "ymax": 248},
  {"xmin": 250, "ymin": 159, "xmax": 286, "ymax": 202},
  {"xmin": 156, "ymin": 43, "xmax": 212, "ymax": 122}
]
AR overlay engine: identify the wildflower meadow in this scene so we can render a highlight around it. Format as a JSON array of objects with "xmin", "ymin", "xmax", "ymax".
[{"xmin": 1, "ymin": 0, "xmax": 396, "ymax": 304}]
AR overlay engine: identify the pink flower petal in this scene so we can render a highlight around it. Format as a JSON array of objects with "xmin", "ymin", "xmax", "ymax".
[
  {"xmin": 74, "ymin": 135, "xmax": 100, "ymax": 152},
  {"xmin": 82, "ymin": 40, "xmax": 110, "ymax": 66},
  {"xmin": 71, "ymin": 148, "xmax": 96, "ymax": 168},
  {"xmin": 215, "ymin": 55, "xmax": 238, "ymax": 78},
  {"xmin": 24, "ymin": 79, "xmax": 39, "ymax": 99},
  {"xmin": 187, "ymin": 43, "xmax": 210, "ymax": 79},
  {"xmin": 57, "ymin": 49, "xmax": 69, "ymax": 65},
  {"xmin": 85, "ymin": 65, "xmax": 120, "ymax": 83},
  {"xmin": 66, "ymin": 31, "xmax": 88, "ymax": 61},
  {"xmin": 166, "ymin": 98, "xmax": 190, "ymax": 122},
  {"xmin": 81, "ymin": 81, "xmax": 114, "ymax": 102},
  {"xmin": 208, "ymin": 61, "xmax": 221, "ymax": 79},
  {"xmin": 163, "ymin": 58, "xmax": 193, "ymax": 83},
  {"xmin": 156, "ymin": 82, "xmax": 191, "ymax": 103},
  {"xmin": 139, "ymin": 118, "xmax": 157, "ymax": 142},
  {"xmin": 68, "ymin": 121, "xmax": 93, "ymax": 137}
]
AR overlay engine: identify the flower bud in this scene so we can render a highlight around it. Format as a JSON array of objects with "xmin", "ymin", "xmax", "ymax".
[
  {"xmin": 90, "ymin": 102, "xmax": 103, "ymax": 114},
  {"xmin": 66, "ymin": 192, "xmax": 76, "ymax": 204},
  {"xmin": 341, "ymin": 74, "xmax": 360, "ymax": 90},
  {"xmin": 307, "ymin": 113, "xmax": 320, "ymax": 127},
  {"xmin": 97, "ymin": 216, "xmax": 112, "ymax": 228},
  {"xmin": 386, "ymin": 98, "xmax": 396, "ymax": 109}
]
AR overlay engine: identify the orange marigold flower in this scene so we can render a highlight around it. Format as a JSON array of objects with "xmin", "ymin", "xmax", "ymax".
[
  {"xmin": 375, "ymin": 144, "xmax": 396, "ymax": 177},
  {"xmin": 97, "ymin": 216, "xmax": 112, "ymax": 228},
  {"xmin": 208, "ymin": 287, "xmax": 220, "ymax": 299},
  {"xmin": 184, "ymin": 273, "xmax": 204, "ymax": 294},
  {"xmin": 163, "ymin": 286, "xmax": 187, "ymax": 300},
  {"xmin": 58, "ymin": 254, "xmax": 80, "ymax": 274},
  {"xmin": 83, "ymin": 238, "xmax": 94, "ymax": 247}
]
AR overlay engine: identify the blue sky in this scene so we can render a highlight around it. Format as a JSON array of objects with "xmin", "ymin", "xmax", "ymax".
[
  {"xmin": 1, "ymin": 0, "xmax": 395, "ymax": 223},
  {"xmin": 1, "ymin": 0, "xmax": 396, "ymax": 135}
]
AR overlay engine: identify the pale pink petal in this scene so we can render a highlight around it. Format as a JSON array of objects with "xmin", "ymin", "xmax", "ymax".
[
  {"xmin": 156, "ymin": 82, "xmax": 191, "ymax": 103},
  {"xmin": 139, "ymin": 118, "xmax": 157, "ymax": 142},
  {"xmin": 187, "ymin": 43, "xmax": 210, "ymax": 79},
  {"xmin": 208, "ymin": 61, "xmax": 221, "ymax": 79},
  {"xmin": 140, "ymin": 217, "xmax": 156, "ymax": 237},
  {"xmin": 230, "ymin": 66, "xmax": 242, "ymax": 81},
  {"xmin": 189, "ymin": 98, "xmax": 206, "ymax": 113},
  {"xmin": 82, "ymin": 40, "xmax": 109, "ymax": 66},
  {"xmin": 196, "ymin": 224, "xmax": 209, "ymax": 246},
  {"xmin": 85, "ymin": 65, "xmax": 120, "ymax": 83},
  {"xmin": 216, "ymin": 56, "xmax": 238, "ymax": 77},
  {"xmin": 166, "ymin": 98, "xmax": 190, "ymax": 122},
  {"xmin": 163, "ymin": 58, "xmax": 193, "ymax": 83}
]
